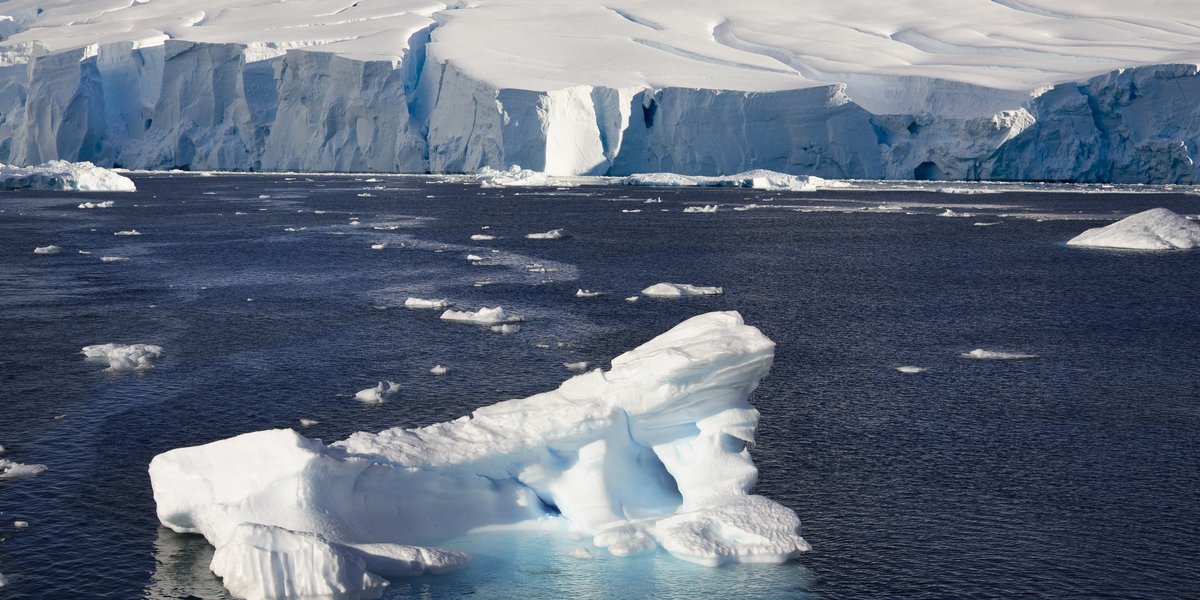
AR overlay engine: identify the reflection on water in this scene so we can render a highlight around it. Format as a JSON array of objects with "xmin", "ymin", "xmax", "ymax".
[{"xmin": 145, "ymin": 528, "xmax": 228, "ymax": 600}]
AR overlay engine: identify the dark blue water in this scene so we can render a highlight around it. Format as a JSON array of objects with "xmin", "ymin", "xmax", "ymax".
[{"xmin": 0, "ymin": 175, "xmax": 1197, "ymax": 599}]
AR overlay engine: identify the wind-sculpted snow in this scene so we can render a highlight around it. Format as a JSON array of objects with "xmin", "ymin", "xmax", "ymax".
[
  {"xmin": 149, "ymin": 312, "xmax": 809, "ymax": 599},
  {"xmin": 4, "ymin": 1, "xmax": 1200, "ymax": 180}
]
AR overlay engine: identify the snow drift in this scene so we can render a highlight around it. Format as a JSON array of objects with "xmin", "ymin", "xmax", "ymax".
[
  {"xmin": 149, "ymin": 312, "xmax": 808, "ymax": 598},
  {"xmin": 1067, "ymin": 208, "xmax": 1200, "ymax": 250}
]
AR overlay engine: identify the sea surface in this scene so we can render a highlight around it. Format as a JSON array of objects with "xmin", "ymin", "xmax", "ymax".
[{"xmin": 1, "ymin": 174, "xmax": 1197, "ymax": 599}]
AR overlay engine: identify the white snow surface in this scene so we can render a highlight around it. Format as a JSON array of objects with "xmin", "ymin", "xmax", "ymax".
[
  {"xmin": 81, "ymin": 343, "xmax": 164, "ymax": 372},
  {"xmin": 642, "ymin": 283, "xmax": 724, "ymax": 297},
  {"xmin": 0, "ymin": 161, "xmax": 135, "ymax": 191},
  {"xmin": 440, "ymin": 307, "xmax": 523, "ymax": 326},
  {"xmin": 149, "ymin": 312, "xmax": 808, "ymax": 598},
  {"xmin": 1067, "ymin": 208, "xmax": 1200, "ymax": 250}
]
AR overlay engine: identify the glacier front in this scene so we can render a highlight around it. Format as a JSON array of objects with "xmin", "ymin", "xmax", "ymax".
[
  {"xmin": 149, "ymin": 312, "xmax": 809, "ymax": 599},
  {"xmin": 3, "ymin": 1, "xmax": 1200, "ymax": 181}
]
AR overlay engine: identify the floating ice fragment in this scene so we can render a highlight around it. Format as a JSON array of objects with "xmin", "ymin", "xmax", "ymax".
[
  {"xmin": 100, "ymin": 256, "xmax": 128, "ymax": 262},
  {"xmin": 0, "ymin": 160, "xmax": 136, "ymax": 191},
  {"xmin": 490, "ymin": 323, "xmax": 521, "ymax": 334},
  {"xmin": 114, "ymin": 229, "xmax": 142, "ymax": 236},
  {"xmin": 0, "ymin": 572, "xmax": 6, "ymax": 587},
  {"xmin": 626, "ymin": 296, "xmax": 639, "ymax": 303},
  {"xmin": 895, "ymin": 366, "xmax": 928, "ymax": 374},
  {"xmin": 938, "ymin": 209, "xmax": 972, "ymax": 218},
  {"xmin": 441, "ymin": 307, "xmax": 523, "ymax": 325},
  {"xmin": 622, "ymin": 209, "xmax": 642, "ymax": 213},
  {"xmin": 477, "ymin": 165, "xmax": 551, "ymax": 187},
  {"xmin": 299, "ymin": 419, "xmax": 320, "ymax": 428},
  {"xmin": 370, "ymin": 242, "xmax": 388, "ymax": 250},
  {"xmin": 430, "ymin": 365, "xmax": 449, "ymax": 376},
  {"xmin": 961, "ymin": 349, "xmax": 1038, "ymax": 360},
  {"xmin": 13, "ymin": 521, "xmax": 28, "ymax": 528},
  {"xmin": 641, "ymin": 283, "xmax": 723, "ymax": 297},
  {"xmin": 683, "ymin": 205, "xmax": 719, "ymax": 213},
  {"xmin": 622, "ymin": 170, "xmax": 837, "ymax": 192},
  {"xmin": 33, "ymin": 245, "xmax": 63, "ymax": 254},
  {"xmin": 0, "ymin": 459, "xmax": 47, "ymax": 480},
  {"xmin": 466, "ymin": 254, "xmax": 484, "ymax": 263},
  {"xmin": 973, "ymin": 222, "xmax": 1000, "ymax": 226},
  {"xmin": 78, "ymin": 200, "xmax": 114, "ymax": 209},
  {"xmin": 355, "ymin": 381, "xmax": 400, "ymax": 404},
  {"xmin": 563, "ymin": 361, "xmax": 589, "ymax": 371},
  {"xmin": 470, "ymin": 234, "xmax": 496, "ymax": 241},
  {"xmin": 1067, "ymin": 208, "xmax": 1200, "ymax": 250},
  {"xmin": 526, "ymin": 228, "xmax": 566, "ymax": 240},
  {"xmin": 576, "ymin": 289, "xmax": 601, "ymax": 298},
  {"xmin": 404, "ymin": 297, "xmax": 451, "ymax": 309},
  {"xmin": 82, "ymin": 343, "xmax": 164, "ymax": 372}
]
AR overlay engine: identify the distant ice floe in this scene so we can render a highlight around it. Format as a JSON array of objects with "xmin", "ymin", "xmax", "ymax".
[
  {"xmin": 100, "ymin": 256, "xmax": 128, "ymax": 263},
  {"xmin": 973, "ymin": 222, "xmax": 1000, "ymax": 227},
  {"xmin": 404, "ymin": 297, "xmax": 450, "ymax": 309},
  {"xmin": 938, "ymin": 209, "xmax": 973, "ymax": 218},
  {"xmin": 114, "ymin": 229, "xmax": 142, "ymax": 236},
  {"xmin": 78, "ymin": 200, "xmax": 115, "ymax": 209},
  {"xmin": 477, "ymin": 165, "xmax": 551, "ymax": 187},
  {"xmin": 0, "ymin": 161, "xmax": 136, "ymax": 192},
  {"xmin": 683, "ymin": 205, "xmax": 719, "ymax": 213},
  {"xmin": 430, "ymin": 365, "xmax": 449, "ymax": 376},
  {"xmin": 441, "ymin": 307, "xmax": 523, "ymax": 325},
  {"xmin": 526, "ymin": 228, "xmax": 566, "ymax": 240},
  {"xmin": 895, "ymin": 366, "xmax": 928, "ymax": 374},
  {"xmin": 299, "ymin": 419, "xmax": 320, "ymax": 428},
  {"xmin": 642, "ymin": 283, "xmax": 724, "ymax": 297},
  {"xmin": 82, "ymin": 343, "xmax": 164, "ymax": 372},
  {"xmin": 1067, "ymin": 208, "xmax": 1200, "ymax": 250},
  {"xmin": 0, "ymin": 458, "xmax": 47, "ymax": 480},
  {"xmin": 33, "ymin": 245, "xmax": 63, "ymax": 255},
  {"xmin": 470, "ymin": 234, "xmax": 496, "ymax": 241},
  {"xmin": 0, "ymin": 572, "xmax": 6, "ymax": 587},
  {"xmin": 370, "ymin": 242, "xmax": 388, "ymax": 250},
  {"xmin": 961, "ymin": 349, "xmax": 1038, "ymax": 360},
  {"xmin": 626, "ymin": 296, "xmax": 640, "ymax": 303},
  {"xmin": 563, "ymin": 361, "xmax": 589, "ymax": 371},
  {"xmin": 355, "ymin": 381, "xmax": 400, "ymax": 404},
  {"xmin": 576, "ymin": 289, "xmax": 602, "ymax": 298},
  {"xmin": 466, "ymin": 254, "xmax": 485, "ymax": 263},
  {"xmin": 621, "ymin": 170, "xmax": 846, "ymax": 192},
  {"xmin": 149, "ymin": 312, "xmax": 808, "ymax": 599}
]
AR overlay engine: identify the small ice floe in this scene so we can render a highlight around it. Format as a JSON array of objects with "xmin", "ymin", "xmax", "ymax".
[
  {"xmin": 313, "ymin": 210, "xmax": 327, "ymax": 215},
  {"xmin": 370, "ymin": 242, "xmax": 388, "ymax": 250},
  {"xmin": 355, "ymin": 381, "xmax": 400, "ymax": 404},
  {"xmin": 569, "ymin": 548, "xmax": 595, "ymax": 560},
  {"xmin": 114, "ymin": 229, "xmax": 142, "ymax": 236},
  {"xmin": 490, "ymin": 323, "xmax": 521, "ymax": 334},
  {"xmin": 473, "ymin": 280, "xmax": 494, "ymax": 287},
  {"xmin": 258, "ymin": 194, "xmax": 271, "ymax": 199},
  {"xmin": 973, "ymin": 222, "xmax": 1001, "ymax": 227},
  {"xmin": 563, "ymin": 361, "xmax": 589, "ymax": 372},
  {"xmin": 0, "ymin": 572, "xmax": 7, "ymax": 587},
  {"xmin": 430, "ymin": 365, "xmax": 449, "ymax": 376},
  {"xmin": 100, "ymin": 256, "xmax": 128, "ymax": 262},
  {"xmin": 1067, "ymin": 208, "xmax": 1200, "ymax": 250},
  {"xmin": 625, "ymin": 295, "xmax": 639, "ymax": 303},
  {"xmin": 284, "ymin": 227, "xmax": 307, "ymax": 232},
  {"xmin": 441, "ymin": 307, "xmax": 523, "ymax": 326},
  {"xmin": 33, "ymin": 245, "xmax": 63, "ymax": 255},
  {"xmin": 466, "ymin": 254, "xmax": 485, "ymax": 263},
  {"xmin": 470, "ymin": 234, "xmax": 496, "ymax": 241},
  {"xmin": 298, "ymin": 419, "xmax": 320, "ymax": 428},
  {"xmin": 895, "ymin": 366, "xmax": 928, "ymax": 374},
  {"xmin": 78, "ymin": 250, "xmax": 92, "ymax": 255},
  {"xmin": 357, "ymin": 193, "xmax": 374, "ymax": 198},
  {"xmin": 641, "ymin": 283, "xmax": 723, "ymax": 297},
  {"xmin": 82, "ymin": 343, "xmax": 164, "ymax": 372},
  {"xmin": 961, "ymin": 349, "xmax": 1038, "ymax": 360},
  {"xmin": 13, "ymin": 521, "xmax": 29, "ymax": 528},
  {"xmin": 938, "ymin": 209, "xmax": 972, "ymax": 218},
  {"xmin": 526, "ymin": 228, "xmax": 565, "ymax": 240},
  {"xmin": 621, "ymin": 209, "xmax": 642, "ymax": 214},
  {"xmin": 0, "ymin": 459, "xmax": 47, "ymax": 480},
  {"xmin": 644, "ymin": 197, "xmax": 662, "ymax": 203},
  {"xmin": 576, "ymin": 289, "xmax": 602, "ymax": 298},
  {"xmin": 405, "ymin": 297, "xmax": 451, "ymax": 309},
  {"xmin": 78, "ymin": 200, "xmax": 114, "ymax": 209},
  {"xmin": 683, "ymin": 205, "xmax": 719, "ymax": 213}
]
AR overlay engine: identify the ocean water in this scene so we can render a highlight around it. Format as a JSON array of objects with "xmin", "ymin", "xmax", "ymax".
[{"xmin": 1, "ymin": 174, "xmax": 1197, "ymax": 599}]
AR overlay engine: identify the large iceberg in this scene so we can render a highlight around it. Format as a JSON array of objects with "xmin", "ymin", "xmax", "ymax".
[
  {"xmin": 2, "ymin": 2, "xmax": 1200, "ymax": 181},
  {"xmin": 149, "ymin": 312, "xmax": 808, "ymax": 598},
  {"xmin": 1067, "ymin": 208, "xmax": 1200, "ymax": 250},
  {"xmin": 0, "ymin": 161, "xmax": 135, "ymax": 191}
]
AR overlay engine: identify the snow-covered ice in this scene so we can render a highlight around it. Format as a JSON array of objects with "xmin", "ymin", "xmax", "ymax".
[
  {"xmin": 150, "ymin": 311, "xmax": 808, "ymax": 599},
  {"xmin": 100, "ymin": 256, "xmax": 129, "ymax": 263},
  {"xmin": 526, "ymin": 229, "xmax": 566, "ymax": 240},
  {"xmin": 355, "ymin": 381, "xmax": 400, "ymax": 404},
  {"xmin": 0, "ymin": 459, "xmax": 47, "ymax": 480},
  {"xmin": 114, "ymin": 229, "xmax": 142, "ymax": 236},
  {"xmin": 477, "ymin": 166, "xmax": 551, "ymax": 187},
  {"xmin": 683, "ymin": 205, "xmax": 719, "ymax": 214},
  {"xmin": 470, "ymin": 234, "xmax": 496, "ymax": 241},
  {"xmin": 0, "ymin": 161, "xmax": 136, "ymax": 192},
  {"xmin": 430, "ymin": 365, "xmax": 449, "ymax": 376},
  {"xmin": 895, "ymin": 366, "xmax": 928, "ymax": 374},
  {"xmin": 576, "ymin": 289, "xmax": 602, "ymax": 298},
  {"xmin": 1067, "ymin": 208, "xmax": 1200, "ymax": 250},
  {"xmin": 33, "ymin": 245, "xmax": 62, "ymax": 255},
  {"xmin": 441, "ymin": 307, "xmax": 523, "ymax": 326},
  {"xmin": 563, "ymin": 361, "xmax": 590, "ymax": 372},
  {"xmin": 78, "ymin": 200, "xmax": 115, "ymax": 209},
  {"xmin": 642, "ymin": 283, "xmax": 724, "ymax": 297},
  {"xmin": 370, "ymin": 242, "xmax": 388, "ymax": 250},
  {"xmin": 404, "ymin": 297, "xmax": 450, "ymax": 309},
  {"xmin": 81, "ymin": 343, "xmax": 164, "ymax": 372},
  {"xmin": 962, "ymin": 349, "xmax": 1039, "ymax": 360},
  {"xmin": 622, "ymin": 171, "xmax": 835, "ymax": 192}
]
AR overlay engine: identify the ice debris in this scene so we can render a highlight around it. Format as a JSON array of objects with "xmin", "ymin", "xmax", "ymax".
[
  {"xmin": 641, "ymin": 283, "xmax": 724, "ymax": 297},
  {"xmin": 621, "ymin": 170, "xmax": 840, "ymax": 191},
  {"xmin": 404, "ymin": 297, "xmax": 450, "ymax": 309},
  {"xmin": 895, "ymin": 366, "xmax": 928, "ymax": 374},
  {"xmin": 78, "ymin": 200, "xmax": 114, "ymax": 209},
  {"xmin": 82, "ymin": 343, "xmax": 164, "ymax": 372},
  {"xmin": 563, "ymin": 361, "xmax": 590, "ymax": 372},
  {"xmin": 683, "ymin": 205, "xmax": 719, "ymax": 213},
  {"xmin": 477, "ymin": 165, "xmax": 551, "ymax": 187},
  {"xmin": 526, "ymin": 228, "xmax": 566, "ymax": 240},
  {"xmin": 114, "ymin": 229, "xmax": 142, "ymax": 236},
  {"xmin": 0, "ymin": 459, "xmax": 47, "ymax": 480},
  {"xmin": 430, "ymin": 365, "xmax": 449, "ymax": 376},
  {"xmin": 0, "ymin": 161, "xmax": 136, "ymax": 192},
  {"xmin": 1067, "ymin": 208, "xmax": 1200, "ymax": 250},
  {"xmin": 961, "ymin": 349, "xmax": 1038, "ymax": 360},
  {"xmin": 33, "ymin": 245, "xmax": 63, "ymax": 254},
  {"xmin": 470, "ymin": 234, "xmax": 496, "ymax": 241},
  {"xmin": 355, "ymin": 381, "xmax": 400, "ymax": 404},
  {"xmin": 576, "ymin": 289, "xmax": 602, "ymax": 298},
  {"xmin": 100, "ymin": 256, "xmax": 129, "ymax": 262},
  {"xmin": 440, "ymin": 307, "xmax": 523, "ymax": 325}
]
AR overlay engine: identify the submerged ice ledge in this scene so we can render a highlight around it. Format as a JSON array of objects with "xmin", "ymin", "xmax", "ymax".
[{"xmin": 149, "ymin": 312, "xmax": 809, "ymax": 599}]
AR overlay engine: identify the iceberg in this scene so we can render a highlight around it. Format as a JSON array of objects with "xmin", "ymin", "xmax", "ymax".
[
  {"xmin": 354, "ymin": 381, "xmax": 400, "ymax": 404},
  {"xmin": 81, "ymin": 343, "xmax": 164, "ymax": 372},
  {"xmin": 33, "ymin": 245, "xmax": 63, "ymax": 255},
  {"xmin": 477, "ymin": 166, "xmax": 552, "ymax": 187},
  {"xmin": 430, "ymin": 365, "xmax": 449, "ymax": 376},
  {"xmin": 470, "ymin": 234, "xmax": 496, "ymax": 241},
  {"xmin": 1067, "ymin": 208, "xmax": 1200, "ymax": 250},
  {"xmin": 0, "ymin": 161, "xmax": 135, "ymax": 192},
  {"xmin": 962, "ymin": 349, "xmax": 1038, "ymax": 360},
  {"xmin": 576, "ymin": 289, "xmax": 602, "ymax": 298},
  {"xmin": 441, "ymin": 307, "xmax": 523, "ymax": 325},
  {"xmin": 622, "ymin": 170, "xmax": 835, "ymax": 191},
  {"xmin": 78, "ymin": 200, "xmax": 114, "ymax": 209},
  {"xmin": 150, "ymin": 312, "xmax": 807, "ymax": 599},
  {"xmin": 642, "ymin": 283, "xmax": 724, "ymax": 297},
  {"xmin": 0, "ymin": 458, "xmax": 47, "ymax": 480},
  {"xmin": 526, "ymin": 229, "xmax": 566, "ymax": 240},
  {"xmin": 403, "ymin": 297, "xmax": 450, "ymax": 309}
]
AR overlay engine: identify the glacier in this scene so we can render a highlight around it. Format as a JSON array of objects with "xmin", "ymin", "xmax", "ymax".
[
  {"xmin": 149, "ymin": 311, "xmax": 809, "ymax": 599},
  {"xmin": 2, "ymin": 1, "xmax": 1200, "ymax": 181}
]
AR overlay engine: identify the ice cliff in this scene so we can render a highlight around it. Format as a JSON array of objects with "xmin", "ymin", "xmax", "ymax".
[
  {"xmin": 3, "ymin": 1, "xmax": 1200, "ymax": 182},
  {"xmin": 150, "ymin": 312, "xmax": 809, "ymax": 598}
]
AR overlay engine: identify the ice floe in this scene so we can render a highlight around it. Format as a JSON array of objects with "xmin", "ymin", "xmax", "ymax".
[
  {"xmin": 576, "ymin": 289, "xmax": 602, "ymax": 298},
  {"xmin": 526, "ymin": 229, "xmax": 566, "ymax": 240},
  {"xmin": 82, "ymin": 343, "xmax": 164, "ymax": 372},
  {"xmin": 622, "ymin": 170, "xmax": 842, "ymax": 192},
  {"xmin": 33, "ymin": 245, "xmax": 63, "ymax": 254},
  {"xmin": 355, "ymin": 381, "xmax": 400, "ymax": 404},
  {"xmin": 100, "ymin": 256, "xmax": 128, "ymax": 263},
  {"xmin": 683, "ymin": 205, "xmax": 719, "ymax": 213},
  {"xmin": 404, "ymin": 297, "xmax": 450, "ymax": 309},
  {"xmin": 114, "ymin": 229, "xmax": 142, "ymax": 236},
  {"xmin": 0, "ymin": 161, "xmax": 136, "ymax": 192},
  {"xmin": 895, "ymin": 366, "xmax": 928, "ymax": 374},
  {"xmin": 0, "ymin": 459, "xmax": 47, "ymax": 480},
  {"xmin": 490, "ymin": 323, "xmax": 522, "ymax": 334},
  {"xmin": 470, "ymin": 234, "xmax": 496, "ymax": 241},
  {"xmin": 626, "ymin": 296, "xmax": 640, "ymax": 303},
  {"xmin": 641, "ymin": 283, "xmax": 724, "ymax": 297},
  {"xmin": 440, "ymin": 307, "xmax": 523, "ymax": 325},
  {"xmin": 1067, "ymin": 208, "xmax": 1200, "ymax": 250},
  {"xmin": 477, "ymin": 165, "xmax": 551, "ymax": 187},
  {"xmin": 563, "ymin": 361, "xmax": 590, "ymax": 372},
  {"xmin": 370, "ymin": 242, "xmax": 388, "ymax": 250},
  {"xmin": 78, "ymin": 200, "xmax": 115, "ymax": 209},
  {"xmin": 961, "ymin": 349, "xmax": 1038, "ymax": 360},
  {"xmin": 149, "ymin": 311, "xmax": 808, "ymax": 599},
  {"xmin": 430, "ymin": 365, "xmax": 449, "ymax": 376},
  {"xmin": 938, "ymin": 209, "xmax": 973, "ymax": 218},
  {"xmin": 299, "ymin": 419, "xmax": 320, "ymax": 428}
]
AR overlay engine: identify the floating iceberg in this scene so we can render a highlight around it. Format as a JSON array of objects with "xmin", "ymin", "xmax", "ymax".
[
  {"xmin": 477, "ymin": 166, "xmax": 552, "ymax": 187},
  {"xmin": 895, "ymin": 366, "xmax": 928, "ymax": 374},
  {"xmin": 641, "ymin": 283, "xmax": 724, "ymax": 297},
  {"xmin": 622, "ymin": 170, "xmax": 838, "ymax": 192},
  {"xmin": 526, "ymin": 229, "xmax": 566, "ymax": 240},
  {"xmin": 299, "ymin": 419, "xmax": 320, "ymax": 428},
  {"xmin": 1067, "ymin": 208, "xmax": 1200, "ymax": 250},
  {"xmin": 404, "ymin": 297, "xmax": 450, "ymax": 309},
  {"xmin": 0, "ymin": 161, "xmax": 136, "ymax": 192},
  {"xmin": 430, "ymin": 365, "xmax": 449, "ymax": 376},
  {"xmin": 961, "ymin": 349, "xmax": 1038, "ymax": 360},
  {"xmin": 563, "ymin": 361, "xmax": 590, "ymax": 372},
  {"xmin": 114, "ymin": 229, "xmax": 142, "ymax": 236},
  {"xmin": 470, "ymin": 234, "xmax": 496, "ymax": 241},
  {"xmin": 100, "ymin": 256, "xmax": 129, "ymax": 263},
  {"xmin": 33, "ymin": 245, "xmax": 63, "ymax": 254},
  {"xmin": 576, "ymin": 289, "xmax": 602, "ymax": 298},
  {"xmin": 78, "ymin": 200, "xmax": 114, "ymax": 209},
  {"xmin": 441, "ymin": 307, "xmax": 523, "ymax": 326},
  {"xmin": 626, "ymin": 296, "xmax": 640, "ymax": 303},
  {"xmin": 0, "ymin": 459, "xmax": 47, "ymax": 480},
  {"xmin": 465, "ymin": 254, "xmax": 484, "ymax": 263},
  {"xmin": 355, "ymin": 381, "xmax": 400, "ymax": 404},
  {"xmin": 370, "ymin": 242, "xmax": 388, "ymax": 250},
  {"xmin": 81, "ymin": 343, "xmax": 164, "ymax": 372},
  {"xmin": 149, "ymin": 312, "xmax": 808, "ymax": 599},
  {"xmin": 683, "ymin": 205, "xmax": 719, "ymax": 214}
]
